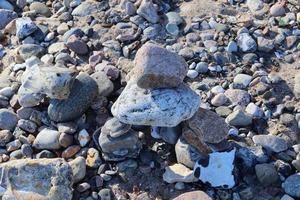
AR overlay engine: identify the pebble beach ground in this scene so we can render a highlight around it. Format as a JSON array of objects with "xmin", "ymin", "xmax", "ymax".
[{"xmin": 0, "ymin": 0, "xmax": 299, "ymax": 199}]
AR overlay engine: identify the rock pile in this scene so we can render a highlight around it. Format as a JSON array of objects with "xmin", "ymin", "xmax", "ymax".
[{"xmin": 112, "ymin": 42, "xmax": 200, "ymax": 127}]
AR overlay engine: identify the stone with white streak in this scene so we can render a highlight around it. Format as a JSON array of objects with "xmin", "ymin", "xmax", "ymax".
[{"xmin": 112, "ymin": 81, "xmax": 200, "ymax": 127}]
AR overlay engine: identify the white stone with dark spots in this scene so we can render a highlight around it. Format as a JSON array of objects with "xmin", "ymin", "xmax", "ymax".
[
  {"xmin": 193, "ymin": 148, "xmax": 236, "ymax": 189},
  {"xmin": 112, "ymin": 81, "xmax": 200, "ymax": 127}
]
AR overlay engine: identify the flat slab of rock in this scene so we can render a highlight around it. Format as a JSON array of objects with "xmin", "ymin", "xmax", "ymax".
[
  {"xmin": 173, "ymin": 191, "xmax": 212, "ymax": 200},
  {"xmin": 193, "ymin": 149, "xmax": 236, "ymax": 189},
  {"xmin": 183, "ymin": 108, "xmax": 229, "ymax": 147},
  {"xmin": 0, "ymin": 159, "xmax": 73, "ymax": 200},
  {"xmin": 131, "ymin": 42, "xmax": 188, "ymax": 89},
  {"xmin": 163, "ymin": 163, "xmax": 197, "ymax": 183},
  {"xmin": 112, "ymin": 81, "xmax": 200, "ymax": 127},
  {"xmin": 252, "ymin": 135, "xmax": 288, "ymax": 153},
  {"xmin": 48, "ymin": 73, "xmax": 98, "ymax": 122}
]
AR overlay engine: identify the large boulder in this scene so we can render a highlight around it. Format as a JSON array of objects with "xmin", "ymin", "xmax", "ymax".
[
  {"xmin": 111, "ymin": 81, "xmax": 200, "ymax": 127},
  {"xmin": 0, "ymin": 159, "xmax": 73, "ymax": 200}
]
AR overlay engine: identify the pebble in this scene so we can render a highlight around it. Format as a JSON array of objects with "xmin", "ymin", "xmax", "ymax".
[
  {"xmin": 98, "ymin": 188, "xmax": 112, "ymax": 200},
  {"xmin": 78, "ymin": 129, "xmax": 90, "ymax": 147},
  {"xmin": 294, "ymin": 73, "xmax": 300, "ymax": 99},
  {"xmin": 225, "ymin": 110, "xmax": 252, "ymax": 127},
  {"xmin": 233, "ymin": 74, "xmax": 252, "ymax": 88},
  {"xmin": 69, "ymin": 156, "xmax": 86, "ymax": 183},
  {"xmin": 90, "ymin": 72, "xmax": 114, "ymax": 97},
  {"xmin": 195, "ymin": 62, "xmax": 209, "ymax": 74},
  {"xmin": 66, "ymin": 35, "xmax": 88, "ymax": 55},
  {"xmin": 33, "ymin": 129, "xmax": 61, "ymax": 150},
  {"xmin": 237, "ymin": 33, "xmax": 257, "ymax": 52},
  {"xmin": 270, "ymin": 2, "xmax": 286, "ymax": 17},
  {"xmin": 163, "ymin": 163, "xmax": 197, "ymax": 183},
  {"xmin": 30, "ymin": 2, "xmax": 51, "ymax": 17},
  {"xmin": 211, "ymin": 93, "xmax": 228, "ymax": 106},
  {"xmin": 186, "ymin": 70, "xmax": 198, "ymax": 79},
  {"xmin": 0, "ymin": 109, "xmax": 18, "ymax": 131},
  {"xmin": 86, "ymin": 148, "xmax": 102, "ymax": 168},
  {"xmin": 101, "ymin": 117, "xmax": 131, "ymax": 138}
]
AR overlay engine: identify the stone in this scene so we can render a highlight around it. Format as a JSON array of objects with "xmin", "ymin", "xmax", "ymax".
[
  {"xmin": 57, "ymin": 122, "xmax": 77, "ymax": 134},
  {"xmin": 211, "ymin": 93, "xmax": 228, "ymax": 106},
  {"xmin": 270, "ymin": 2, "xmax": 285, "ymax": 16},
  {"xmin": 16, "ymin": 17, "xmax": 37, "ymax": 39},
  {"xmin": 137, "ymin": 0, "xmax": 159, "ymax": 23},
  {"xmin": 17, "ymin": 119, "xmax": 37, "ymax": 133},
  {"xmin": 163, "ymin": 163, "xmax": 197, "ymax": 183},
  {"xmin": 173, "ymin": 191, "xmax": 212, "ymax": 200},
  {"xmin": 0, "ymin": 109, "xmax": 17, "ymax": 131},
  {"xmin": 30, "ymin": 2, "xmax": 51, "ymax": 17},
  {"xmin": 99, "ymin": 129, "xmax": 142, "ymax": 161},
  {"xmin": 0, "ymin": 130, "xmax": 12, "ymax": 146},
  {"xmin": 0, "ymin": 9, "xmax": 17, "ymax": 29},
  {"xmin": 187, "ymin": 70, "xmax": 198, "ymax": 79},
  {"xmin": 131, "ymin": 42, "xmax": 187, "ymax": 89},
  {"xmin": 0, "ymin": 158, "xmax": 73, "ymax": 200},
  {"xmin": 90, "ymin": 72, "xmax": 114, "ymax": 97},
  {"xmin": 193, "ymin": 149, "xmax": 236, "ymax": 189},
  {"xmin": 237, "ymin": 33, "xmax": 257, "ymax": 53},
  {"xmin": 78, "ymin": 129, "xmax": 90, "ymax": 147},
  {"xmin": 294, "ymin": 73, "xmax": 300, "ymax": 99},
  {"xmin": 98, "ymin": 188, "xmax": 112, "ymax": 200},
  {"xmin": 166, "ymin": 12, "xmax": 183, "ymax": 25},
  {"xmin": 152, "ymin": 126, "xmax": 181, "ymax": 144},
  {"xmin": 195, "ymin": 62, "xmax": 209, "ymax": 74},
  {"xmin": 252, "ymin": 135, "xmax": 288, "ymax": 153},
  {"xmin": 0, "ymin": 0, "xmax": 13, "ymax": 10},
  {"xmin": 101, "ymin": 117, "xmax": 131, "ymax": 138},
  {"xmin": 183, "ymin": 108, "xmax": 229, "ymax": 153},
  {"xmin": 175, "ymin": 137, "xmax": 203, "ymax": 169},
  {"xmin": 227, "ymin": 41, "xmax": 238, "ymax": 53},
  {"xmin": 255, "ymin": 163, "xmax": 279, "ymax": 186},
  {"xmin": 59, "ymin": 132, "xmax": 73, "ymax": 148},
  {"xmin": 86, "ymin": 148, "xmax": 102, "ymax": 168},
  {"xmin": 62, "ymin": 145, "xmax": 81, "ymax": 159},
  {"xmin": 282, "ymin": 173, "xmax": 300, "ymax": 198},
  {"xmin": 48, "ymin": 73, "xmax": 98, "ymax": 122},
  {"xmin": 69, "ymin": 156, "xmax": 86, "ymax": 183},
  {"xmin": 245, "ymin": 102, "xmax": 263, "ymax": 118},
  {"xmin": 72, "ymin": 1, "xmax": 108, "ymax": 17},
  {"xmin": 112, "ymin": 81, "xmax": 200, "ymax": 127},
  {"xmin": 18, "ymin": 63, "xmax": 75, "ymax": 107},
  {"xmin": 33, "ymin": 129, "xmax": 61, "ymax": 150},
  {"xmin": 224, "ymin": 89, "xmax": 250, "ymax": 106},
  {"xmin": 66, "ymin": 35, "xmax": 88, "ymax": 55},
  {"xmin": 226, "ymin": 110, "xmax": 252, "ymax": 127},
  {"xmin": 18, "ymin": 44, "xmax": 44, "ymax": 60},
  {"xmin": 234, "ymin": 74, "xmax": 252, "ymax": 88},
  {"xmin": 257, "ymin": 37, "xmax": 274, "ymax": 52}
]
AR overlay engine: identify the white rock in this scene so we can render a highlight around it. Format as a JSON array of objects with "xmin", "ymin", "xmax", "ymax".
[
  {"xmin": 186, "ymin": 70, "xmax": 198, "ymax": 79},
  {"xmin": 163, "ymin": 163, "xmax": 197, "ymax": 183},
  {"xmin": 194, "ymin": 148, "xmax": 236, "ymax": 189},
  {"xmin": 245, "ymin": 102, "xmax": 263, "ymax": 118},
  {"xmin": 112, "ymin": 81, "xmax": 200, "ymax": 127},
  {"xmin": 78, "ymin": 129, "xmax": 90, "ymax": 147},
  {"xmin": 234, "ymin": 74, "xmax": 252, "ymax": 88},
  {"xmin": 211, "ymin": 85, "xmax": 225, "ymax": 94}
]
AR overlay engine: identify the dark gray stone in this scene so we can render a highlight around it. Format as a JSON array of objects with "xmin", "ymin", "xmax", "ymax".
[{"xmin": 48, "ymin": 73, "xmax": 98, "ymax": 122}]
